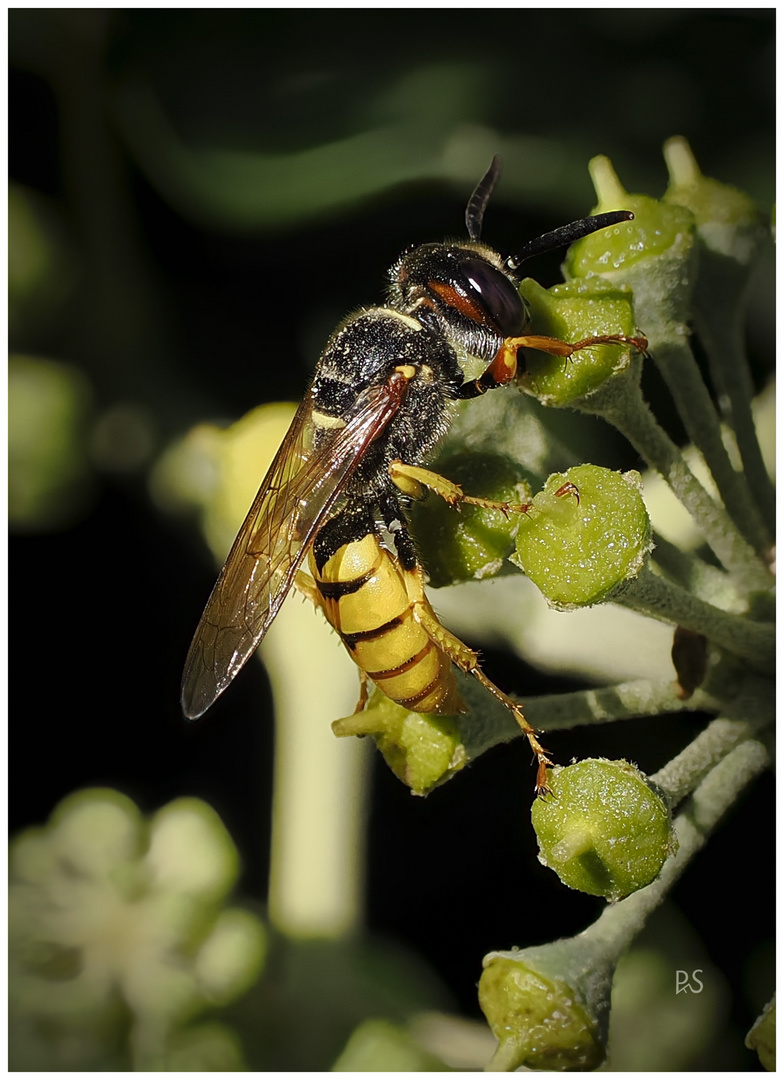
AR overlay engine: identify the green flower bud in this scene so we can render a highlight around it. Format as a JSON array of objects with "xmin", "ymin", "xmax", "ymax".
[
  {"xmin": 531, "ymin": 759, "xmax": 675, "ymax": 900},
  {"xmin": 411, "ymin": 452, "xmax": 532, "ymax": 587},
  {"xmin": 563, "ymin": 155, "xmax": 697, "ymax": 335},
  {"xmin": 519, "ymin": 277, "xmax": 639, "ymax": 407},
  {"xmin": 663, "ymin": 135, "xmax": 768, "ymax": 271},
  {"xmin": 745, "ymin": 997, "xmax": 776, "ymax": 1071},
  {"xmin": 663, "ymin": 135, "xmax": 771, "ymax": 364},
  {"xmin": 333, "ymin": 690, "xmax": 466, "ymax": 796},
  {"xmin": 479, "ymin": 947, "xmax": 608, "ymax": 1070},
  {"xmin": 512, "ymin": 464, "xmax": 652, "ymax": 609}
]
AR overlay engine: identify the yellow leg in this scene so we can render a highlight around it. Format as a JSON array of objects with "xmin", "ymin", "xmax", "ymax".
[
  {"xmin": 389, "ymin": 460, "xmax": 533, "ymax": 516},
  {"xmin": 294, "ymin": 569, "xmax": 322, "ymax": 606},
  {"xmin": 403, "ymin": 566, "xmax": 553, "ymax": 796},
  {"xmin": 354, "ymin": 669, "xmax": 370, "ymax": 713}
]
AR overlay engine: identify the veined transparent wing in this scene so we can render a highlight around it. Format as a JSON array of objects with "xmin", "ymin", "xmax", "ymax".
[{"xmin": 181, "ymin": 376, "xmax": 408, "ymax": 719}]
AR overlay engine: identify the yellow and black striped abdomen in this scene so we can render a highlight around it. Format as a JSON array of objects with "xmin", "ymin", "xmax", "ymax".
[{"xmin": 309, "ymin": 532, "xmax": 463, "ymax": 715}]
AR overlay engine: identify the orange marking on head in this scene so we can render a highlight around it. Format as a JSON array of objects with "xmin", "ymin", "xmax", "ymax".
[{"xmin": 428, "ymin": 280, "xmax": 488, "ymax": 326}]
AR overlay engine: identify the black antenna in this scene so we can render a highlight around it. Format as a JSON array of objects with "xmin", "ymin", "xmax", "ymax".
[
  {"xmin": 465, "ymin": 156, "xmax": 501, "ymax": 241},
  {"xmin": 506, "ymin": 210, "xmax": 634, "ymax": 272}
]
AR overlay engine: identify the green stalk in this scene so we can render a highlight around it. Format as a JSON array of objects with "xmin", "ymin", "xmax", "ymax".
[
  {"xmin": 651, "ymin": 532, "xmax": 746, "ymax": 612},
  {"xmin": 614, "ymin": 563, "xmax": 774, "ymax": 675},
  {"xmin": 693, "ymin": 306, "xmax": 776, "ymax": 537},
  {"xmin": 651, "ymin": 673, "xmax": 773, "ymax": 806},
  {"xmin": 646, "ymin": 335, "xmax": 771, "ymax": 555}
]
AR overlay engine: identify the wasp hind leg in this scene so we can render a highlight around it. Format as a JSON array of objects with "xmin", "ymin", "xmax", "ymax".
[{"xmin": 403, "ymin": 565, "xmax": 553, "ymax": 797}]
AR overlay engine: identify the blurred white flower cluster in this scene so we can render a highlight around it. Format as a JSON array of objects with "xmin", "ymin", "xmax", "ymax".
[{"xmin": 9, "ymin": 788, "xmax": 267, "ymax": 1070}]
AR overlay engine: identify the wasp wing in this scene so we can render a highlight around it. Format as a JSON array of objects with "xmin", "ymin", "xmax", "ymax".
[{"xmin": 181, "ymin": 378, "xmax": 405, "ymax": 719}]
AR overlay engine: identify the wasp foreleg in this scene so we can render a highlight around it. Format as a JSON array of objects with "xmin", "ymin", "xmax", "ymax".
[
  {"xmin": 402, "ymin": 565, "xmax": 553, "ymax": 796},
  {"xmin": 457, "ymin": 333, "xmax": 649, "ymax": 399}
]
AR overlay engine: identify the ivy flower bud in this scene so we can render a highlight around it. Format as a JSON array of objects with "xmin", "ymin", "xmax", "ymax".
[
  {"xmin": 519, "ymin": 277, "xmax": 639, "ymax": 407},
  {"xmin": 411, "ymin": 452, "xmax": 532, "ymax": 587},
  {"xmin": 479, "ymin": 945, "xmax": 610, "ymax": 1070},
  {"xmin": 512, "ymin": 465, "xmax": 652, "ymax": 609},
  {"xmin": 333, "ymin": 690, "xmax": 466, "ymax": 796},
  {"xmin": 563, "ymin": 155, "xmax": 696, "ymax": 336},
  {"xmin": 530, "ymin": 759, "xmax": 676, "ymax": 900},
  {"xmin": 663, "ymin": 135, "xmax": 768, "ymax": 275},
  {"xmin": 745, "ymin": 997, "xmax": 776, "ymax": 1071},
  {"xmin": 662, "ymin": 136, "xmax": 771, "ymax": 362}
]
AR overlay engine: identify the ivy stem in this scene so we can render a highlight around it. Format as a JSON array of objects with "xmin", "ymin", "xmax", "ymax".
[
  {"xmin": 651, "ymin": 532, "xmax": 746, "ymax": 612},
  {"xmin": 661, "ymin": 135, "xmax": 775, "ymax": 538},
  {"xmin": 646, "ymin": 334, "xmax": 771, "ymax": 556},
  {"xmin": 614, "ymin": 563, "xmax": 775, "ymax": 675},
  {"xmin": 579, "ymin": 365, "xmax": 772, "ymax": 591},
  {"xmin": 458, "ymin": 674, "xmax": 726, "ymax": 762},
  {"xmin": 524, "ymin": 677, "xmax": 719, "ymax": 733},
  {"xmin": 692, "ymin": 304, "xmax": 776, "ymax": 537},
  {"xmin": 651, "ymin": 673, "xmax": 773, "ymax": 806}
]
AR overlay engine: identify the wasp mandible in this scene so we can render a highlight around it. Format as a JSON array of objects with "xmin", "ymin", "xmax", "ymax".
[{"xmin": 181, "ymin": 157, "xmax": 647, "ymax": 795}]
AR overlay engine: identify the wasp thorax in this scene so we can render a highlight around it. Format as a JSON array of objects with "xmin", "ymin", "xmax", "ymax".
[{"xmin": 391, "ymin": 242, "xmax": 527, "ymax": 356}]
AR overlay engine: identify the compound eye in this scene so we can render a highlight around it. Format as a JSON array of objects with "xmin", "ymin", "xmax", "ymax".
[{"xmin": 460, "ymin": 257, "xmax": 526, "ymax": 336}]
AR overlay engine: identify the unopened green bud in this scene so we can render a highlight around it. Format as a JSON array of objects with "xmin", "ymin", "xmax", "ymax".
[
  {"xmin": 663, "ymin": 135, "xmax": 771, "ymax": 341},
  {"xmin": 333, "ymin": 690, "xmax": 466, "ymax": 796},
  {"xmin": 412, "ymin": 452, "xmax": 531, "ymax": 587},
  {"xmin": 531, "ymin": 759, "xmax": 675, "ymax": 900},
  {"xmin": 745, "ymin": 997, "xmax": 776, "ymax": 1071},
  {"xmin": 512, "ymin": 464, "xmax": 652, "ymax": 609},
  {"xmin": 519, "ymin": 278, "xmax": 638, "ymax": 406},
  {"xmin": 563, "ymin": 155, "xmax": 696, "ymax": 335},
  {"xmin": 479, "ymin": 946, "xmax": 608, "ymax": 1070},
  {"xmin": 663, "ymin": 136, "xmax": 768, "ymax": 269}
]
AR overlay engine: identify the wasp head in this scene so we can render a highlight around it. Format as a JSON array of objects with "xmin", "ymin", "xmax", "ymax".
[{"xmin": 388, "ymin": 241, "xmax": 527, "ymax": 364}]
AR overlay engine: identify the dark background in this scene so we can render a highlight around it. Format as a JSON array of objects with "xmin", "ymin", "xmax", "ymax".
[{"xmin": 9, "ymin": 8, "xmax": 774, "ymax": 1069}]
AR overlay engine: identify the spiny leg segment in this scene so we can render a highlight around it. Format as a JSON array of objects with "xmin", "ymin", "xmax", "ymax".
[{"xmin": 402, "ymin": 564, "xmax": 553, "ymax": 797}]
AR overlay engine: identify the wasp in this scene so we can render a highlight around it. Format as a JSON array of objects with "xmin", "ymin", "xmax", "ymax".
[{"xmin": 181, "ymin": 157, "xmax": 647, "ymax": 794}]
